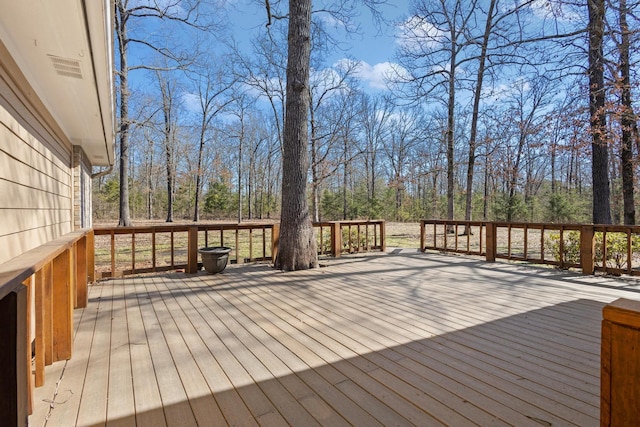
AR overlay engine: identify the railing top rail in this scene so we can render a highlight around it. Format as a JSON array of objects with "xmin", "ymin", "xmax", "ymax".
[
  {"xmin": 593, "ymin": 224, "xmax": 640, "ymax": 232},
  {"xmin": 420, "ymin": 219, "xmax": 640, "ymax": 231},
  {"xmin": 94, "ymin": 222, "xmax": 279, "ymax": 235},
  {"xmin": 314, "ymin": 220, "xmax": 385, "ymax": 226},
  {"xmin": 0, "ymin": 228, "xmax": 90, "ymax": 300},
  {"xmin": 94, "ymin": 220, "xmax": 385, "ymax": 235}
]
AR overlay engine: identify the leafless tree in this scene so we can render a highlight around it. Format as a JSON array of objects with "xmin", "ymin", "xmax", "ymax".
[
  {"xmin": 309, "ymin": 60, "xmax": 362, "ymax": 221},
  {"xmin": 357, "ymin": 93, "xmax": 394, "ymax": 217},
  {"xmin": 188, "ymin": 60, "xmax": 236, "ymax": 222},
  {"xmin": 114, "ymin": 0, "xmax": 216, "ymax": 226},
  {"xmin": 156, "ymin": 71, "xmax": 181, "ymax": 222},
  {"xmin": 397, "ymin": 0, "xmax": 479, "ymax": 227}
]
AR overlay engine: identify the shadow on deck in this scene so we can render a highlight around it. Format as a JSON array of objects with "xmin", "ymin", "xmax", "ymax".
[{"xmin": 31, "ymin": 252, "xmax": 635, "ymax": 426}]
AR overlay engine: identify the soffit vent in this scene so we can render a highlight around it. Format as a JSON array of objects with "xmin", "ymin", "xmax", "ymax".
[{"xmin": 48, "ymin": 55, "xmax": 83, "ymax": 79}]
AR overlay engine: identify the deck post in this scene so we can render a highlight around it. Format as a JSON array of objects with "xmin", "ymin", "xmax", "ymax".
[
  {"xmin": 0, "ymin": 286, "xmax": 29, "ymax": 427},
  {"xmin": 331, "ymin": 222, "xmax": 342, "ymax": 258},
  {"xmin": 187, "ymin": 226, "xmax": 199, "ymax": 274},
  {"xmin": 485, "ymin": 222, "xmax": 497, "ymax": 262},
  {"xmin": 420, "ymin": 221, "xmax": 425, "ymax": 252},
  {"xmin": 379, "ymin": 221, "xmax": 386, "ymax": 253},
  {"xmin": 87, "ymin": 230, "xmax": 95, "ymax": 283},
  {"xmin": 601, "ymin": 298, "xmax": 640, "ymax": 426},
  {"xmin": 52, "ymin": 250, "xmax": 73, "ymax": 362},
  {"xmin": 580, "ymin": 225, "xmax": 595, "ymax": 275},
  {"xmin": 75, "ymin": 237, "xmax": 88, "ymax": 308},
  {"xmin": 271, "ymin": 223, "xmax": 280, "ymax": 262}
]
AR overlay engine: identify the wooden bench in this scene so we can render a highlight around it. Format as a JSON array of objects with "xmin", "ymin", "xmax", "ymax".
[{"xmin": 0, "ymin": 229, "xmax": 93, "ymax": 427}]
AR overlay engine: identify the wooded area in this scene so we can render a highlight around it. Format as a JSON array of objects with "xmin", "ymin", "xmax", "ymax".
[{"xmin": 96, "ymin": 0, "xmax": 640, "ymax": 228}]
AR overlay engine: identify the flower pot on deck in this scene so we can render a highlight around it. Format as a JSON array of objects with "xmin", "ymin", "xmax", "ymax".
[{"xmin": 199, "ymin": 246, "xmax": 232, "ymax": 274}]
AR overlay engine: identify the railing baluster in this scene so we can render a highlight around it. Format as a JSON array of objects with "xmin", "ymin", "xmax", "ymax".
[
  {"xmin": 603, "ymin": 230, "xmax": 608, "ymax": 269},
  {"xmin": 110, "ymin": 230, "xmax": 115, "ymax": 277},
  {"xmin": 249, "ymin": 229, "xmax": 253, "ymax": 261},
  {"xmin": 627, "ymin": 229, "xmax": 632, "ymax": 275},
  {"xmin": 131, "ymin": 231, "xmax": 136, "ymax": 274},
  {"xmin": 466, "ymin": 223, "xmax": 470, "ymax": 253},
  {"xmin": 170, "ymin": 230, "xmax": 175, "ymax": 269},
  {"xmin": 540, "ymin": 225, "xmax": 545, "ymax": 262},
  {"xmin": 366, "ymin": 224, "xmax": 370, "ymax": 252},
  {"xmin": 235, "ymin": 229, "xmax": 240, "ymax": 264},
  {"xmin": 152, "ymin": 230, "xmax": 156, "ymax": 271},
  {"xmin": 559, "ymin": 226, "xmax": 565, "ymax": 268}
]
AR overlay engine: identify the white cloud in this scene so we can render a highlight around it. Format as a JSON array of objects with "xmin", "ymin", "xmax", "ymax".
[
  {"xmin": 181, "ymin": 92, "xmax": 201, "ymax": 113},
  {"xmin": 333, "ymin": 59, "xmax": 409, "ymax": 91},
  {"xmin": 527, "ymin": 0, "xmax": 581, "ymax": 23},
  {"xmin": 482, "ymin": 77, "xmax": 531, "ymax": 103},
  {"xmin": 396, "ymin": 15, "xmax": 446, "ymax": 52}
]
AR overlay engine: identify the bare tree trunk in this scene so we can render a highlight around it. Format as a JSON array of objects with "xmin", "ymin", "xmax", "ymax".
[
  {"xmin": 588, "ymin": 0, "xmax": 611, "ymax": 224},
  {"xmin": 619, "ymin": 0, "xmax": 635, "ymax": 225},
  {"xmin": 237, "ymin": 128, "xmax": 243, "ymax": 223},
  {"xmin": 446, "ymin": 45, "xmax": 456, "ymax": 230},
  {"xmin": 116, "ymin": 2, "xmax": 132, "ymax": 226},
  {"xmin": 551, "ymin": 140, "xmax": 556, "ymax": 195},
  {"xmin": 274, "ymin": 0, "xmax": 317, "ymax": 271},
  {"xmin": 464, "ymin": 0, "xmax": 496, "ymax": 233},
  {"xmin": 483, "ymin": 160, "xmax": 489, "ymax": 220},
  {"xmin": 145, "ymin": 132, "xmax": 154, "ymax": 220},
  {"xmin": 157, "ymin": 72, "xmax": 175, "ymax": 223},
  {"xmin": 343, "ymin": 142, "xmax": 348, "ymax": 220},
  {"xmin": 193, "ymin": 124, "xmax": 206, "ymax": 222}
]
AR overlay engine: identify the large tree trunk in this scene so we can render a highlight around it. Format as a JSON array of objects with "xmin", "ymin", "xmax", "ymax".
[
  {"xmin": 116, "ymin": 2, "xmax": 132, "ymax": 227},
  {"xmin": 588, "ymin": 0, "xmax": 611, "ymax": 224},
  {"xmin": 446, "ymin": 40, "xmax": 456, "ymax": 230},
  {"xmin": 619, "ymin": 0, "xmax": 635, "ymax": 225},
  {"xmin": 464, "ymin": 0, "xmax": 496, "ymax": 233},
  {"xmin": 274, "ymin": 0, "xmax": 317, "ymax": 271}
]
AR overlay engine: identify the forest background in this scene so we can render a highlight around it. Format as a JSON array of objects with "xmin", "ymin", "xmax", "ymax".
[{"xmin": 95, "ymin": 0, "xmax": 640, "ymax": 226}]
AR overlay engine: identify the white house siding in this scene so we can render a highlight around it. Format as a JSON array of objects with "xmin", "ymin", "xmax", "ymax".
[{"xmin": 0, "ymin": 44, "xmax": 75, "ymax": 265}]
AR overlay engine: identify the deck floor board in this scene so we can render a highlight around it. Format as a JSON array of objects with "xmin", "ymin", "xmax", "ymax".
[{"xmin": 30, "ymin": 251, "xmax": 640, "ymax": 426}]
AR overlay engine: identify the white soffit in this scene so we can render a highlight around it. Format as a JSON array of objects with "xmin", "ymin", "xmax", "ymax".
[{"xmin": 0, "ymin": 0, "xmax": 115, "ymax": 166}]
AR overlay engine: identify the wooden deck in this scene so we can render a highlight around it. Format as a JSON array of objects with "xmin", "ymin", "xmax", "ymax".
[{"xmin": 29, "ymin": 250, "xmax": 640, "ymax": 426}]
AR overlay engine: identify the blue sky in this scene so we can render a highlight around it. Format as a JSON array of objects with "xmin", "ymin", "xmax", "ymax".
[{"xmin": 225, "ymin": 0, "xmax": 411, "ymax": 91}]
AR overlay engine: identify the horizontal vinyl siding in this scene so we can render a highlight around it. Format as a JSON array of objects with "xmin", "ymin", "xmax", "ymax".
[{"xmin": 0, "ymin": 51, "xmax": 73, "ymax": 265}]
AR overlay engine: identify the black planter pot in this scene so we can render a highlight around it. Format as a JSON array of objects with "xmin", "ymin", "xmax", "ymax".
[{"xmin": 199, "ymin": 246, "xmax": 232, "ymax": 274}]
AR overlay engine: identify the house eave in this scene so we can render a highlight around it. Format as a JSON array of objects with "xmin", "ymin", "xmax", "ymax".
[{"xmin": 0, "ymin": 0, "xmax": 115, "ymax": 167}]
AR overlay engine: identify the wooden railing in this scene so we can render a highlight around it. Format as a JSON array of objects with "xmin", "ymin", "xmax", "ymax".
[
  {"xmin": 94, "ymin": 220, "xmax": 386, "ymax": 278},
  {"xmin": 0, "ymin": 229, "xmax": 93, "ymax": 427},
  {"xmin": 315, "ymin": 220, "xmax": 386, "ymax": 257},
  {"xmin": 420, "ymin": 220, "xmax": 640, "ymax": 276},
  {"xmin": 1, "ymin": 220, "xmax": 384, "ymax": 423},
  {"xmin": 93, "ymin": 223, "xmax": 278, "ymax": 278}
]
